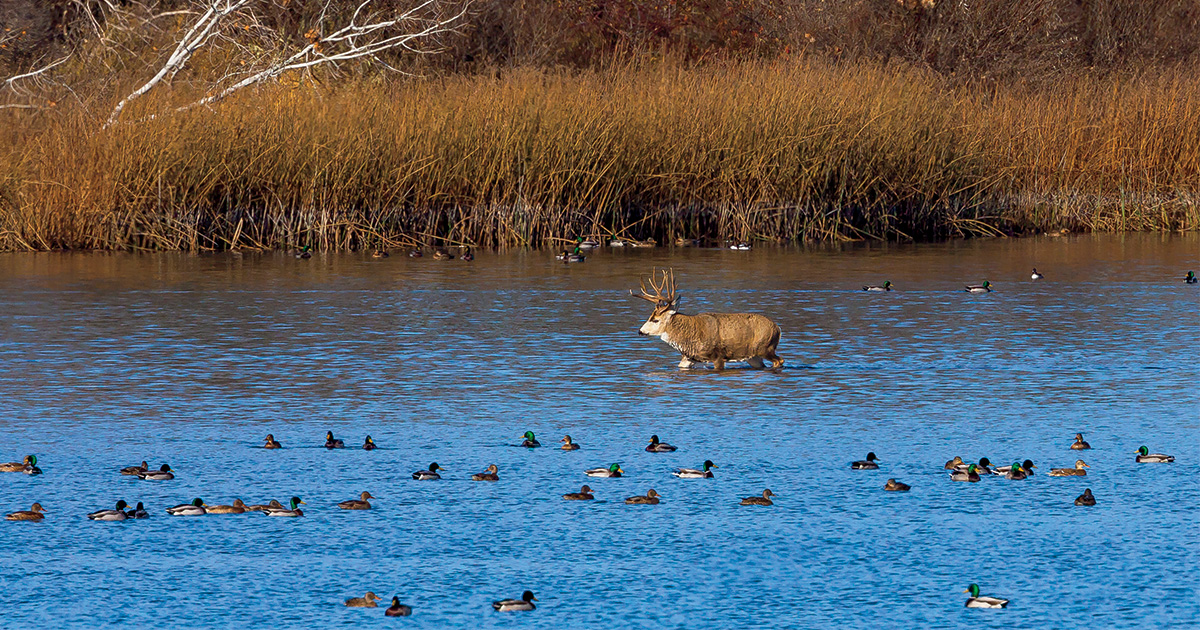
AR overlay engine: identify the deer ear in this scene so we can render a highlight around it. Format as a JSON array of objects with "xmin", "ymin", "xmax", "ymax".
[
  {"xmin": 669, "ymin": 296, "xmax": 680, "ymax": 310},
  {"xmin": 656, "ymin": 299, "xmax": 668, "ymax": 308}
]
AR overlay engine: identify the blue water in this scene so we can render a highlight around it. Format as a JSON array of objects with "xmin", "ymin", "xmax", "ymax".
[{"xmin": 0, "ymin": 234, "xmax": 1196, "ymax": 627}]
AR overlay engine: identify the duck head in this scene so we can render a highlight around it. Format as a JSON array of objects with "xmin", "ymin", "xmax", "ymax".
[
  {"xmin": 1021, "ymin": 459, "xmax": 1036, "ymax": 471},
  {"xmin": 522, "ymin": 431, "xmax": 536, "ymax": 441},
  {"xmin": 865, "ymin": 452, "xmax": 879, "ymax": 462},
  {"xmin": 115, "ymin": 500, "xmax": 129, "ymax": 510},
  {"xmin": 288, "ymin": 497, "xmax": 306, "ymax": 509},
  {"xmin": 964, "ymin": 584, "xmax": 980, "ymax": 597},
  {"xmin": 702, "ymin": 460, "xmax": 718, "ymax": 471},
  {"xmin": 522, "ymin": 591, "xmax": 537, "ymax": 603},
  {"xmin": 609, "ymin": 463, "xmax": 623, "ymax": 474},
  {"xmin": 428, "ymin": 462, "xmax": 443, "ymax": 472},
  {"xmin": 1136, "ymin": 445, "xmax": 1149, "ymax": 456}
]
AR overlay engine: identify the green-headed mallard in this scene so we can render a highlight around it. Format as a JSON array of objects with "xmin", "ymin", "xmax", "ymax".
[
  {"xmin": 1071, "ymin": 433, "xmax": 1090, "ymax": 450},
  {"xmin": 264, "ymin": 496, "xmax": 305, "ymax": 517},
  {"xmin": 1186, "ymin": 271, "xmax": 1197, "ymax": 284},
  {"xmin": 125, "ymin": 502, "xmax": 149, "ymax": 519},
  {"xmin": 362, "ymin": 435, "xmax": 377, "ymax": 451},
  {"xmin": 324, "ymin": 431, "xmax": 345, "ymax": 449},
  {"xmin": 562, "ymin": 485, "xmax": 594, "ymax": 500},
  {"xmin": 338, "ymin": 492, "xmax": 375, "ymax": 510},
  {"xmin": 345, "ymin": 592, "xmax": 382, "ymax": 607},
  {"xmin": 964, "ymin": 583, "xmax": 1008, "ymax": 608},
  {"xmin": 1049, "ymin": 460, "xmax": 1089, "ymax": 476},
  {"xmin": 295, "ymin": 246, "xmax": 312, "ymax": 259},
  {"xmin": 21, "ymin": 454, "xmax": 42, "ymax": 475},
  {"xmin": 965, "ymin": 281, "xmax": 993, "ymax": 293},
  {"xmin": 863, "ymin": 281, "xmax": 893, "ymax": 292},
  {"xmin": 626, "ymin": 489, "xmax": 661, "ymax": 505},
  {"xmin": 672, "ymin": 460, "xmax": 717, "ymax": 479},
  {"xmin": 1074, "ymin": 488, "xmax": 1096, "ymax": 506},
  {"xmin": 137, "ymin": 464, "xmax": 174, "ymax": 480},
  {"xmin": 1003, "ymin": 463, "xmax": 1029, "ymax": 480},
  {"xmin": 955, "ymin": 457, "xmax": 999, "ymax": 475},
  {"xmin": 166, "ymin": 498, "xmax": 207, "ymax": 516},
  {"xmin": 385, "ymin": 596, "xmax": 412, "ymax": 616},
  {"xmin": 1031, "ymin": 268, "xmax": 1044, "ymax": 280},
  {"xmin": 560, "ymin": 435, "xmax": 580, "ymax": 450},
  {"xmin": 740, "ymin": 489, "xmax": 774, "ymax": 505},
  {"xmin": 884, "ymin": 479, "xmax": 911, "ymax": 491},
  {"xmin": 245, "ymin": 499, "xmax": 283, "ymax": 512},
  {"xmin": 950, "ymin": 463, "xmax": 980, "ymax": 482},
  {"xmin": 120, "ymin": 460, "xmax": 149, "ymax": 475},
  {"xmin": 645, "ymin": 435, "xmax": 676, "ymax": 452},
  {"xmin": 492, "ymin": 590, "xmax": 537, "ymax": 612},
  {"xmin": 206, "ymin": 499, "xmax": 248, "ymax": 514},
  {"xmin": 263, "ymin": 434, "xmax": 282, "ymax": 449},
  {"xmin": 5, "ymin": 503, "xmax": 46, "ymax": 521},
  {"xmin": 944, "ymin": 456, "xmax": 964, "ymax": 470},
  {"xmin": 87, "ymin": 500, "xmax": 129, "ymax": 521},
  {"xmin": 556, "ymin": 250, "xmax": 586, "ymax": 263},
  {"xmin": 521, "ymin": 431, "xmax": 541, "ymax": 448},
  {"xmin": 1135, "ymin": 446, "xmax": 1174, "ymax": 463},
  {"xmin": 585, "ymin": 463, "xmax": 623, "ymax": 478},
  {"xmin": 471, "ymin": 464, "xmax": 500, "ymax": 481},
  {"xmin": 852, "ymin": 452, "xmax": 880, "ymax": 469},
  {"xmin": 412, "ymin": 463, "xmax": 443, "ymax": 480}
]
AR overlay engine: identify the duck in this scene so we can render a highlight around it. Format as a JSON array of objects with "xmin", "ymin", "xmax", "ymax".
[
  {"xmin": 362, "ymin": 435, "xmax": 377, "ymax": 451},
  {"xmin": 371, "ymin": 249, "xmax": 389, "ymax": 258},
  {"xmin": 338, "ymin": 492, "xmax": 375, "ymax": 510},
  {"xmin": 263, "ymin": 434, "xmax": 282, "ymax": 449},
  {"xmin": 863, "ymin": 281, "xmax": 893, "ymax": 292},
  {"xmin": 461, "ymin": 249, "xmax": 475, "ymax": 261},
  {"xmin": 492, "ymin": 590, "xmax": 537, "ymax": 612},
  {"xmin": 964, "ymin": 583, "xmax": 1008, "ymax": 608},
  {"xmin": 264, "ymin": 496, "xmax": 305, "ymax": 517},
  {"xmin": 166, "ymin": 498, "xmax": 207, "ymax": 516},
  {"xmin": 412, "ymin": 463, "xmax": 444, "ymax": 480},
  {"xmin": 1186, "ymin": 271, "xmax": 1197, "ymax": 284},
  {"xmin": 560, "ymin": 435, "xmax": 580, "ymax": 450},
  {"xmin": 5, "ymin": 503, "xmax": 47, "ymax": 521},
  {"xmin": 555, "ymin": 249, "xmax": 586, "ymax": 263},
  {"xmin": 626, "ymin": 489, "xmax": 661, "ymax": 504},
  {"xmin": 950, "ymin": 464, "xmax": 981, "ymax": 482},
  {"xmin": 965, "ymin": 281, "xmax": 993, "ymax": 293},
  {"xmin": 345, "ymin": 592, "xmax": 382, "ymax": 607},
  {"xmin": 87, "ymin": 500, "xmax": 129, "ymax": 521},
  {"xmin": 472, "ymin": 464, "xmax": 500, "ymax": 481},
  {"xmin": 609, "ymin": 239, "xmax": 628, "ymax": 247},
  {"xmin": 577, "ymin": 237, "xmax": 600, "ymax": 250},
  {"xmin": 1049, "ymin": 460, "xmax": 1089, "ymax": 476},
  {"xmin": 944, "ymin": 456, "xmax": 964, "ymax": 470},
  {"xmin": 672, "ymin": 460, "xmax": 717, "ymax": 479},
  {"xmin": 1031, "ymin": 268, "xmax": 1044, "ymax": 280},
  {"xmin": 295, "ymin": 246, "xmax": 312, "ymax": 259},
  {"xmin": 22, "ymin": 454, "xmax": 42, "ymax": 475},
  {"xmin": 521, "ymin": 431, "xmax": 541, "ymax": 448},
  {"xmin": 385, "ymin": 596, "xmax": 412, "ymax": 617},
  {"xmin": 408, "ymin": 248, "xmax": 423, "ymax": 258},
  {"xmin": 884, "ymin": 479, "xmax": 911, "ymax": 492},
  {"xmin": 432, "ymin": 248, "xmax": 455, "ymax": 260},
  {"xmin": 729, "ymin": 242, "xmax": 752, "ymax": 250},
  {"xmin": 585, "ymin": 463, "xmax": 623, "ymax": 478},
  {"xmin": 324, "ymin": 431, "xmax": 345, "ymax": 449},
  {"xmin": 1018, "ymin": 459, "xmax": 1037, "ymax": 475},
  {"xmin": 674, "ymin": 237, "xmax": 700, "ymax": 247},
  {"xmin": 137, "ymin": 464, "xmax": 174, "ymax": 480},
  {"xmin": 125, "ymin": 502, "xmax": 150, "ymax": 519},
  {"xmin": 645, "ymin": 435, "xmax": 676, "ymax": 452},
  {"xmin": 120, "ymin": 460, "xmax": 149, "ymax": 475},
  {"xmin": 206, "ymin": 499, "xmax": 248, "ymax": 514},
  {"xmin": 851, "ymin": 452, "xmax": 880, "ymax": 469},
  {"xmin": 562, "ymin": 485, "xmax": 594, "ymax": 500},
  {"xmin": 245, "ymin": 499, "xmax": 283, "ymax": 512},
  {"xmin": 1003, "ymin": 463, "xmax": 1029, "ymax": 480},
  {"xmin": 740, "ymin": 489, "xmax": 774, "ymax": 506},
  {"xmin": 0, "ymin": 455, "xmax": 34, "ymax": 473},
  {"xmin": 1135, "ymin": 445, "xmax": 1174, "ymax": 463},
  {"xmin": 1070, "ymin": 433, "xmax": 1090, "ymax": 450},
  {"xmin": 955, "ymin": 457, "xmax": 999, "ymax": 476},
  {"xmin": 1075, "ymin": 488, "xmax": 1096, "ymax": 506}
]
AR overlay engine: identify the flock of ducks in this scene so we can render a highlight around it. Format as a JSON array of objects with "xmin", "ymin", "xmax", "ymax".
[{"xmin": 863, "ymin": 270, "xmax": 1198, "ymax": 291}]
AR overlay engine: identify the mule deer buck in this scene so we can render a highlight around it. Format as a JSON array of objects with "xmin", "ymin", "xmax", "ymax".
[{"xmin": 631, "ymin": 269, "xmax": 783, "ymax": 370}]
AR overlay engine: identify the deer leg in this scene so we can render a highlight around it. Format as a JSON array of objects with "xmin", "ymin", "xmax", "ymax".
[
  {"xmin": 746, "ymin": 357, "xmax": 765, "ymax": 369},
  {"xmin": 713, "ymin": 358, "xmax": 726, "ymax": 371},
  {"xmin": 765, "ymin": 351, "xmax": 784, "ymax": 369},
  {"xmin": 678, "ymin": 356, "xmax": 696, "ymax": 369}
]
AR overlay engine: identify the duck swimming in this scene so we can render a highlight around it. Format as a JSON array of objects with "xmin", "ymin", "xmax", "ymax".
[
  {"xmin": 585, "ymin": 463, "xmax": 623, "ymax": 478},
  {"xmin": 1071, "ymin": 433, "xmax": 1090, "ymax": 450},
  {"xmin": 5, "ymin": 503, "xmax": 47, "ymax": 521},
  {"xmin": 851, "ymin": 453, "xmax": 880, "ymax": 470},
  {"xmin": 166, "ymin": 498, "xmax": 206, "ymax": 516},
  {"xmin": 295, "ymin": 246, "xmax": 312, "ymax": 259},
  {"xmin": 1003, "ymin": 463, "xmax": 1029, "ymax": 480},
  {"xmin": 125, "ymin": 502, "xmax": 149, "ymax": 519},
  {"xmin": 672, "ymin": 460, "xmax": 717, "ymax": 479},
  {"xmin": 740, "ymin": 489, "xmax": 774, "ymax": 506},
  {"xmin": 345, "ymin": 592, "xmax": 382, "ymax": 607},
  {"xmin": 412, "ymin": 463, "xmax": 444, "ymax": 480},
  {"xmin": 955, "ymin": 457, "xmax": 999, "ymax": 475},
  {"xmin": 371, "ymin": 249, "xmax": 389, "ymax": 258},
  {"xmin": 472, "ymin": 464, "xmax": 500, "ymax": 481},
  {"xmin": 950, "ymin": 464, "xmax": 980, "ymax": 482},
  {"xmin": 362, "ymin": 435, "xmax": 377, "ymax": 451},
  {"xmin": 1075, "ymin": 488, "xmax": 1096, "ymax": 506},
  {"xmin": 964, "ymin": 583, "xmax": 1008, "ymax": 608},
  {"xmin": 206, "ymin": 499, "xmax": 248, "ymax": 514},
  {"xmin": 1049, "ymin": 460, "xmax": 1089, "ymax": 476},
  {"xmin": 1031, "ymin": 268, "xmax": 1044, "ymax": 280},
  {"xmin": 560, "ymin": 435, "xmax": 580, "ymax": 450},
  {"xmin": 1186, "ymin": 271, "xmax": 1197, "ymax": 284},
  {"xmin": 1, "ymin": 455, "xmax": 35, "ymax": 473},
  {"xmin": 245, "ymin": 499, "xmax": 283, "ymax": 512},
  {"xmin": 556, "ymin": 250, "xmax": 586, "ymax": 263},
  {"xmin": 264, "ymin": 496, "xmax": 305, "ymax": 517},
  {"xmin": 432, "ymin": 248, "xmax": 455, "ymax": 260},
  {"xmin": 137, "ymin": 464, "xmax": 174, "ymax": 480},
  {"xmin": 863, "ymin": 281, "xmax": 893, "ymax": 291},
  {"xmin": 385, "ymin": 596, "xmax": 412, "ymax": 616},
  {"xmin": 1135, "ymin": 446, "xmax": 1174, "ymax": 463},
  {"xmin": 944, "ymin": 456, "xmax": 964, "ymax": 470},
  {"xmin": 461, "ymin": 249, "xmax": 474, "ymax": 261},
  {"xmin": 884, "ymin": 479, "xmax": 911, "ymax": 491},
  {"xmin": 563, "ymin": 485, "xmax": 594, "ymax": 500},
  {"xmin": 120, "ymin": 460, "xmax": 149, "ymax": 475},
  {"xmin": 262, "ymin": 435, "xmax": 282, "ymax": 449},
  {"xmin": 645, "ymin": 435, "xmax": 676, "ymax": 452},
  {"xmin": 324, "ymin": 431, "xmax": 345, "ymax": 449},
  {"xmin": 626, "ymin": 489, "xmax": 661, "ymax": 505},
  {"xmin": 21, "ymin": 455, "xmax": 42, "ymax": 475},
  {"xmin": 492, "ymin": 590, "xmax": 537, "ymax": 612},
  {"xmin": 965, "ymin": 281, "xmax": 993, "ymax": 293},
  {"xmin": 338, "ymin": 492, "xmax": 375, "ymax": 510},
  {"xmin": 521, "ymin": 431, "xmax": 541, "ymax": 448},
  {"xmin": 87, "ymin": 500, "xmax": 129, "ymax": 521}
]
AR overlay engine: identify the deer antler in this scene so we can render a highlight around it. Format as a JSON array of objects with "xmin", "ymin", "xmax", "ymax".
[{"xmin": 630, "ymin": 268, "xmax": 678, "ymax": 305}]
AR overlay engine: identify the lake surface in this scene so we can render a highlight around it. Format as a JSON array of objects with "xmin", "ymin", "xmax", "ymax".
[{"xmin": 0, "ymin": 234, "xmax": 1196, "ymax": 628}]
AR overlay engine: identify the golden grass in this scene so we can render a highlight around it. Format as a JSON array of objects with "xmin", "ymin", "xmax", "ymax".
[{"xmin": 2, "ymin": 60, "xmax": 1197, "ymax": 251}]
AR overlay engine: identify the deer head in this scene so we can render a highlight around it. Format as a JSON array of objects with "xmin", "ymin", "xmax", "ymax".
[{"xmin": 631, "ymin": 269, "xmax": 679, "ymax": 336}]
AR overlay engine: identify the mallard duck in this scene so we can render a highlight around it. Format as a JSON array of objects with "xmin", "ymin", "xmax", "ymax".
[
  {"xmin": 1071, "ymin": 433, "xmax": 1090, "ymax": 450},
  {"xmin": 5, "ymin": 503, "xmax": 47, "ymax": 521},
  {"xmin": 625, "ymin": 489, "xmax": 661, "ymax": 504},
  {"xmin": 125, "ymin": 502, "xmax": 149, "ymax": 519},
  {"xmin": 1049, "ymin": 460, "xmax": 1089, "ymax": 476},
  {"xmin": 628, "ymin": 238, "xmax": 656, "ymax": 248},
  {"xmin": 245, "ymin": 499, "xmax": 283, "ymax": 512},
  {"xmin": 521, "ymin": 431, "xmax": 541, "ymax": 448},
  {"xmin": 362, "ymin": 435, "xmax": 377, "ymax": 451},
  {"xmin": 371, "ymin": 249, "xmax": 389, "ymax": 258},
  {"xmin": 21, "ymin": 454, "xmax": 42, "ymax": 475},
  {"xmin": 645, "ymin": 435, "xmax": 676, "ymax": 452},
  {"xmin": 729, "ymin": 242, "xmax": 752, "ymax": 250},
  {"xmin": 87, "ymin": 500, "xmax": 129, "ymax": 521},
  {"xmin": 674, "ymin": 237, "xmax": 700, "ymax": 247},
  {"xmin": 950, "ymin": 463, "xmax": 981, "ymax": 482},
  {"xmin": 944, "ymin": 456, "xmax": 964, "ymax": 470},
  {"xmin": 263, "ymin": 435, "xmax": 282, "ymax": 449},
  {"xmin": 1003, "ymin": 463, "xmax": 1029, "ymax": 480},
  {"xmin": 556, "ymin": 250, "xmax": 586, "ymax": 263},
  {"xmin": 137, "ymin": 464, "xmax": 174, "ymax": 480},
  {"xmin": 264, "ymin": 496, "xmax": 305, "ymax": 517},
  {"xmin": 345, "ymin": 592, "xmax": 382, "ymax": 607},
  {"xmin": 206, "ymin": 499, "xmax": 248, "ymax": 514},
  {"xmin": 1031, "ymin": 268, "xmax": 1044, "ymax": 280},
  {"xmin": 562, "ymin": 485, "xmax": 594, "ymax": 500},
  {"xmin": 492, "ymin": 591, "xmax": 537, "ymax": 612},
  {"xmin": 560, "ymin": 435, "xmax": 580, "ymax": 450},
  {"xmin": 577, "ymin": 238, "xmax": 600, "ymax": 250},
  {"xmin": 851, "ymin": 452, "xmax": 880, "ymax": 469},
  {"xmin": 295, "ymin": 246, "xmax": 312, "ymax": 259},
  {"xmin": 472, "ymin": 464, "xmax": 500, "ymax": 481},
  {"xmin": 884, "ymin": 479, "xmax": 911, "ymax": 491},
  {"xmin": 609, "ymin": 239, "xmax": 628, "ymax": 247},
  {"xmin": 672, "ymin": 460, "xmax": 717, "ymax": 479},
  {"xmin": 965, "ymin": 281, "xmax": 993, "ymax": 293},
  {"xmin": 740, "ymin": 489, "xmax": 774, "ymax": 505},
  {"xmin": 964, "ymin": 584, "xmax": 1008, "ymax": 608},
  {"xmin": 1135, "ymin": 445, "xmax": 1174, "ymax": 463},
  {"xmin": 955, "ymin": 457, "xmax": 999, "ymax": 475},
  {"xmin": 461, "ymin": 249, "xmax": 475, "ymax": 261},
  {"xmin": 585, "ymin": 463, "xmax": 623, "ymax": 478},
  {"xmin": 120, "ymin": 460, "xmax": 149, "ymax": 475},
  {"xmin": 1075, "ymin": 488, "xmax": 1096, "ymax": 506},
  {"xmin": 338, "ymin": 492, "xmax": 375, "ymax": 510},
  {"xmin": 408, "ymin": 248, "xmax": 423, "ymax": 258},
  {"xmin": 432, "ymin": 248, "xmax": 455, "ymax": 260},
  {"xmin": 385, "ymin": 596, "xmax": 412, "ymax": 617},
  {"xmin": 324, "ymin": 431, "xmax": 345, "ymax": 449},
  {"xmin": 863, "ymin": 281, "xmax": 893, "ymax": 292},
  {"xmin": 412, "ymin": 463, "xmax": 443, "ymax": 480},
  {"xmin": 1, "ymin": 455, "xmax": 34, "ymax": 472},
  {"xmin": 1186, "ymin": 271, "xmax": 1197, "ymax": 284},
  {"xmin": 166, "ymin": 498, "xmax": 207, "ymax": 516}
]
